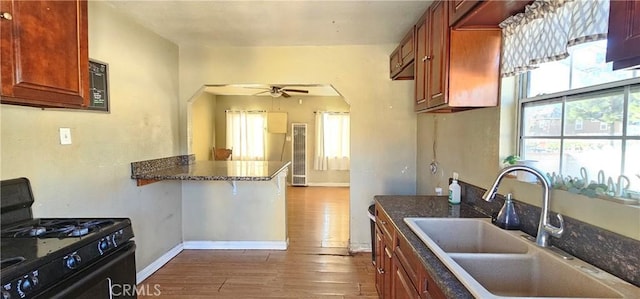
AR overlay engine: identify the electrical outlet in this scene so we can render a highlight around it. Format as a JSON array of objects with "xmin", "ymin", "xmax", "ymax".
[
  {"xmin": 285, "ymin": 135, "xmax": 292, "ymax": 142},
  {"xmin": 59, "ymin": 128, "xmax": 72, "ymax": 145}
]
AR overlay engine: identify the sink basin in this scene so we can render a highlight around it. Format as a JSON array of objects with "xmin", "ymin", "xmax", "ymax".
[
  {"xmin": 404, "ymin": 217, "xmax": 638, "ymax": 298},
  {"xmin": 451, "ymin": 253, "xmax": 621, "ymax": 298},
  {"xmin": 405, "ymin": 218, "xmax": 528, "ymax": 253}
]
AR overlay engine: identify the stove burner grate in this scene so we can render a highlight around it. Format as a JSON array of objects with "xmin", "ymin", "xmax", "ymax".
[{"xmin": 1, "ymin": 219, "xmax": 115, "ymax": 238}]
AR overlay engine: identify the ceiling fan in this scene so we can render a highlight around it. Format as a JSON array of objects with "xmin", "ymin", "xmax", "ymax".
[{"xmin": 252, "ymin": 86, "xmax": 309, "ymax": 98}]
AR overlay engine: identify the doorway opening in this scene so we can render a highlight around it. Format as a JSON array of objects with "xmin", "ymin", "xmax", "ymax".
[{"xmin": 187, "ymin": 84, "xmax": 351, "ymax": 252}]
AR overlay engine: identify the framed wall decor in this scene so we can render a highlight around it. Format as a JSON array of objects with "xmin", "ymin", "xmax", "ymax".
[{"xmin": 88, "ymin": 60, "xmax": 109, "ymax": 111}]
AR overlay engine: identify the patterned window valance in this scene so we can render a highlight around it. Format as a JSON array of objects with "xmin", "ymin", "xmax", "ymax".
[{"xmin": 500, "ymin": 0, "xmax": 609, "ymax": 77}]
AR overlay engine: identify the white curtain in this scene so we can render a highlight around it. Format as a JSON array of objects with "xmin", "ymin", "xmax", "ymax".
[
  {"xmin": 225, "ymin": 111, "xmax": 266, "ymax": 160},
  {"xmin": 500, "ymin": 0, "xmax": 609, "ymax": 77},
  {"xmin": 314, "ymin": 112, "xmax": 350, "ymax": 171}
]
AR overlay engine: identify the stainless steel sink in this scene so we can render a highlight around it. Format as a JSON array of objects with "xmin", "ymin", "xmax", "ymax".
[{"xmin": 404, "ymin": 217, "xmax": 639, "ymax": 299}]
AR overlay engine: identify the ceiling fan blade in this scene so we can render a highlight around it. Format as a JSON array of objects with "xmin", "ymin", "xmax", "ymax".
[
  {"xmin": 282, "ymin": 88, "xmax": 309, "ymax": 94},
  {"xmin": 253, "ymin": 90, "xmax": 270, "ymax": 96},
  {"xmin": 281, "ymin": 91, "xmax": 291, "ymax": 98}
]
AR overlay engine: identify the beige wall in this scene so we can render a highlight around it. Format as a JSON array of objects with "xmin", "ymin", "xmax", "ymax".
[
  {"xmin": 208, "ymin": 95, "xmax": 350, "ymax": 185},
  {"xmin": 192, "ymin": 93, "xmax": 217, "ymax": 161},
  {"xmin": 416, "ymin": 80, "xmax": 640, "ymax": 240},
  {"xmin": 0, "ymin": 1, "xmax": 182, "ymax": 274},
  {"xmin": 179, "ymin": 45, "xmax": 417, "ymax": 250},
  {"xmin": 182, "ymin": 171, "xmax": 288, "ymax": 245}
]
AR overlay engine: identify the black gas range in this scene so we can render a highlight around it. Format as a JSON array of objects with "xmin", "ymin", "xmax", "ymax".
[{"xmin": 1, "ymin": 178, "xmax": 137, "ymax": 299}]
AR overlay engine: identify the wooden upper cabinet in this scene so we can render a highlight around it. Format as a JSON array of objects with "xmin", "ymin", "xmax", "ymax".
[
  {"xmin": 427, "ymin": 1, "xmax": 448, "ymax": 108},
  {"xmin": 1, "ymin": 0, "xmax": 89, "ymax": 109},
  {"xmin": 449, "ymin": 0, "xmax": 481, "ymax": 26},
  {"xmin": 606, "ymin": 0, "xmax": 640, "ymax": 70},
  {"xmin": 414, "ymin": 15, "xmax": 428, "ymax": 111},
  {"xmin": 415, "ymin": 0, "xmax": 501, "ymax": 112},
  {"xmin": 390, "ymin": 27, "xmax": 415, "ymax": 80},
  {"xmin": 450, "ymin": 0, "xmax": 532, "ymax": 29}
]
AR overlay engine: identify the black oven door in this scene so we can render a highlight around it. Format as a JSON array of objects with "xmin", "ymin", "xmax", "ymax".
[{"xmin": 36, "ymin": 241, "xmax": 137, "ymax": 299}]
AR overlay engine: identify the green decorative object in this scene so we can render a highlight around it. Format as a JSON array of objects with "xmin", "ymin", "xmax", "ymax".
[{"xmin": 503, "ymin": 155, "xmax": 520, "ymax": 165}]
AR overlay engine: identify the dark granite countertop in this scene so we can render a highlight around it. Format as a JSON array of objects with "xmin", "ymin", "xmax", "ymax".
[
  {"xmin": 374, "ymin": 195, "xmax": 490, "ymax": 299},
  {"xmin": 132, "ymin": 160, "xmax": 291, "ymax": 181}
]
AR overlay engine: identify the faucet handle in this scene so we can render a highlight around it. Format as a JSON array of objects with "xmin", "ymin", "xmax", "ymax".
[{"xmin": 544, "ymin": 213, "xmax": 564, "ymax": 238}]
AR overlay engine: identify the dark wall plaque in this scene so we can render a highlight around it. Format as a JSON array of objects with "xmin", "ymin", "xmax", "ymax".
[{"xmin": 89, "ymin": 60, "xmax": 109, "ymax": 111}]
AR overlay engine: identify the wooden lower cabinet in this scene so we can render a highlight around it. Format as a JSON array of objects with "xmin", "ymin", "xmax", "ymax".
[
  {"xmin": 418, "ymin": 266, "xmax": 447, "ymax": 299},
  {"xmin": 375, "ymin": 225, "xmax": 393, "ymax": 299},
  {"xmin": 375, "ymin": 203, "xmax": 446, "ymax": 299},
  {"xmin": 393, "ymin": 254, "xmax": 420, "ymax": 299}
]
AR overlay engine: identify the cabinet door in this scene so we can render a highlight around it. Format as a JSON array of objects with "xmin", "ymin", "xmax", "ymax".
[
  {"xmin": 606, "ymin": 0, "xmax": 640, "ymax": 70},
  {"xmin": 375, "ymin": 226, "xmax": 385, "ymax": 296},
  {"xmin": 415, "ymin": 16, "xmax": 428, "ymax": 111},
  {"xmin": 400, "ymin": 30, "xmax": 415, "ymax": 65},
  {"xmin": 1, "ymin": 0, "xmax": 89, "ymax": 108},
  {"xmin": 383, "ymin": 244, "xmax": 393, "ymax": 299},
  {"xmin": 449, "ymin": 0, "xmax": 480, "ymax": 26},
  {"xmin": 427, "ymin": 1, "xmax": 449, "ymax": 108},
  {"xmin": 393, "ymin": 254, "xmax": 420, "ymax": 299},
  {"xmin": 419, "ymin": 266, "xmax": 446, "ymax": 299},
  {"xmin": 390, "ymin": 48, "xmax": 402, "ymax": 78}
]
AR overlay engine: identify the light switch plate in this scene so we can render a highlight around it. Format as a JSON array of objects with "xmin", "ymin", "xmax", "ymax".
[{"xmin": 59, "ymin": 128, "xmax": 72, "ymax": 145}]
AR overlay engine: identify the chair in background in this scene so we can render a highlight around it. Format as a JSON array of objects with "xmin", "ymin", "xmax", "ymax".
[{"xmin": 212, "ymin": 148, "xmax": 232, "ymax": 160}]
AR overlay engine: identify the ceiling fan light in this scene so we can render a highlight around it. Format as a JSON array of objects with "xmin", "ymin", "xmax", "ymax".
[{"xmin": 270, "ymin": 91, "xmax": 282, "ymax": 97}]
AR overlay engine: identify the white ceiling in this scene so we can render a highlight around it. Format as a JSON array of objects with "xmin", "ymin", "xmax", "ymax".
[
  {"xmin": 105, "ymin": 0, "xmax": 433, "ymax": 47},
  {"xmin": 203, "ymin": 84, "xmax": 341, "ymax": 97}
]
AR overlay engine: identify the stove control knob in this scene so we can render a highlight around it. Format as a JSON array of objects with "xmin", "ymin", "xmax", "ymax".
[
  {"xmin": 99, "ymin": 239, "xmax": 110, "ymax": 252},
  {"xmin": 20, "ymin": 275, "xmax": 37, "ymax": 293},
  {"xmin": 65, "ymin": 253, "xmax": 82, "ymax": 269},
  {"xmin": 2, "ymin": 290, "xmax": 10, "ymax": 299},
  {"xmin": 112, "ymin": 231, "xmax": 123, "ymax": 246}
]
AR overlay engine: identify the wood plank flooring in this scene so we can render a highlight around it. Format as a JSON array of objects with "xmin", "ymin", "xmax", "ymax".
[{"xmin": 138, "ymin": 186, "xmax": 377, "ymax": 298}]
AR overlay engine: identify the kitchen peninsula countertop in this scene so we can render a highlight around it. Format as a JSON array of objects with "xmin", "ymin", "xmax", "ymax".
[
  {"xmin": 374, "ymin": 195, "xmax": 490, "ymax": 299},
  {"xmin": 131, "ymin": 155, "xmax": 290, "ymax": 182}
]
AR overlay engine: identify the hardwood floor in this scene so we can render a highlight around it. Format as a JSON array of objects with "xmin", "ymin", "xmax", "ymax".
[{"xmin": 139, "ymin": 186, "xmax": 377, "ymax": 298}]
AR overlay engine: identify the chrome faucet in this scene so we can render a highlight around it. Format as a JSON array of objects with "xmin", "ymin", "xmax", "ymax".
[{"xmin": 482, "ymin": 165, "xmax": 564, "ymax": 247}]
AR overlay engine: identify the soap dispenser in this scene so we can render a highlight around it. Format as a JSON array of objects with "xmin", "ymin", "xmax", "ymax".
[{"xmin": 494, "ymin": 193, "xmax": 521, "ymax": 230}]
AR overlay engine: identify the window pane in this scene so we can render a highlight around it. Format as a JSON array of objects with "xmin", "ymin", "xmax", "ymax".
[
  {"xmin": 528, "ymin": 60, "xmax": 570, "ymax": 97},
  {"xmin": 564, "ymin": 89, "xmax": 624, "ymax": 136},
  {"xmin": 527, "ymin": 40, "xmax": 639, "ymax": 97},
  {"xmin": 629, "ymin": 86, "xmax": 640, "ymax": 136},
  {"xmin": 561, "ymin": 139, "xmax": 622, "ymax": 181},
  {"xmin": 624, "ymin": 140, "xmax": 640, "ymax": 193},
  {"xmin": 569, "ymin": 41, "xmax": 637, "ymax": 89},
  {"xmin": 522, "ymin": 100, "xmax": 563, "ymax": 136},
  {"xmin": 522, "ymin": 139, "xmax": 560, "ymax": 174}
]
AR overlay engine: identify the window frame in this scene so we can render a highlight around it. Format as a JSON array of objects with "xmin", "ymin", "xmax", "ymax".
[{"xmin": 517, "ymin": 76, "xmax": 640, "ymax": 180}]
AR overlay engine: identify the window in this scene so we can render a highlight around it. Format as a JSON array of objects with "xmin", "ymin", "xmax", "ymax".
[
  {"xmin": 575, "ymin": 119, "xmax": 583, "ymax": 131},
  {"xmin": 314, "ymin": 112, "xmax": 350, "ymax": 171},
  {"xmin": 519, "ymin": 40, "xmax": 640, "ymax": 198},
  {"xmin": 225, "ymin": 111, "xmax": 266, "ymax": 160}
]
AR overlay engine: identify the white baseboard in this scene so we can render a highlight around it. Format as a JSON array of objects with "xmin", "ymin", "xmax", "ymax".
[
  {"xmin": 349, "ymin": 242, "xmax": 372, "ymax": 253},
  {"xmin": 136, "ymin": 243, "xmax": 183, "ymax": 284},
  {"xmin": 183, "ymin": 240, "xmax": 288, "ymax": 250},
  {"xmin": 306, "ymin": 183, "xmax": 350, "ymax": 187}
]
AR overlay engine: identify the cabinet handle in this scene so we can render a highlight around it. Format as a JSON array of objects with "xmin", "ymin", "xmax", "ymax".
[
  {"xmin": 1, "ymin": 12, "xmax": 12, "ymax": 20},
  {"xmin": 379, "ymin": 220, "xmax": 386, "ymax": 225},
  {"xmin": 377, "ymin": 267, "xmax": 385, "ymax": 274},
  {"xmin": 422, "ymin": 56, "xmax": 432, "ymax": 62}
]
